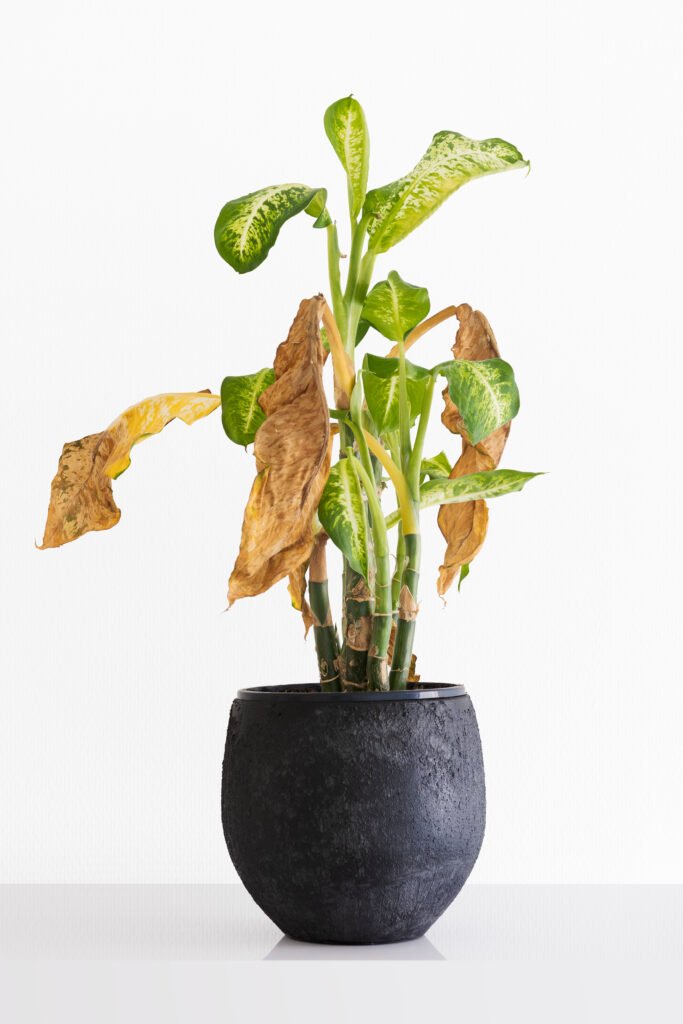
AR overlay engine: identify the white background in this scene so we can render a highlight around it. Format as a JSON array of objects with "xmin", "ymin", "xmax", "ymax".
[{"xmin": 1, "ymin": 0, "xmax": 681, "ymax": 884}]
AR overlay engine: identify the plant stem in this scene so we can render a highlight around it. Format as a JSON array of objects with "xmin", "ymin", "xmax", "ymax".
[
  {"xmin": 389, "ymin": 527, "xmax": 421, "ymax": 690},
  {"xmin": 407, "ymin": 374, "xmax": 436, "ymax": 499},
  {"xmin": 326, "ymin": 223, "xmax": 347, "ymax": 340},
  {"xmin": 346, "ymin": 249, "xmax": 375, "ymax": 353},
  {"xmin": 387, "ymin": 306, "xmax": 458, "ymax": 358},
  {"xmin": 392, "ymin": 525, "xmax": 405, "ymax": 613},
  {"xmin": 339, "ymin": 423, "xmax": 371, "ymax": 690},
  {"xmin": 308, "ymin": 533, "xmax": 341, "ymax": 692},
  {"xmin": 350, "ymin": 455, "xmax": 392, "ymax": 692}
]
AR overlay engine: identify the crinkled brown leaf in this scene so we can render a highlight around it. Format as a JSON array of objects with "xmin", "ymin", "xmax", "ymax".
[
  {"xmin": 39, "ymin": 392, "xmax": 221, "ymax": 549},
  {"xmin": 287, "ymin": 561, "xmax": 314, "ymax": 637},
  {"xmin": 228, "ymin": 296, "xmax": 331, "ymax": 603},
  {"xmin": 437, "ymin": 304, "xmax": 511, "ymax": 595}
]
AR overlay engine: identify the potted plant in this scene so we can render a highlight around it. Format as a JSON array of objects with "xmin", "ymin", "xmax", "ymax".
[{"xmin": 39, "ymin": 96, "xmax": 539, "ymax": 945}]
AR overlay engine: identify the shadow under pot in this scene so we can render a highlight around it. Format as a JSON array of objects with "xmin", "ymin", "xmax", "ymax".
[{"xmin": 221, "ymin": 682, "xmax": 485, "ymax": 945}]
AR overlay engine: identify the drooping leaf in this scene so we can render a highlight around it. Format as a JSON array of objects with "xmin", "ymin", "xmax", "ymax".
[
  {"xmin": 361, "ymin": 271, "xmax": 430, "ymax": 343},
  {"xmin": 363, "ymin": 131, "xmax": 528, "ymax": 253},
  {"xmin": 39, "ymin": 392, "xmax": 220, "ymax": 549},
  {"xmin": 419, "ymin": 451, "xmax": 452, "ymax": 482},
  {"xmin": 287, "ymin": 560, "xmax": 314, "ymax": 638},
  {"xmin": 436, "ymin": 357, "xmax": 519, "ymax": 446},
  {"xmin": 228, "ymin": 296, "xmax": 331, "ymax": 603},
  {"xmin": 318, "ymin": 458, "xmax": 369, "ymax": 579},
  {"xmin": 324, "ymin": 96, "xmax": 370, "ymax": 218},
  {"xmin": 214, "ymin": 184, "xmax": 329, "ymax": 274},
  {"xmin": 438, "ymin": 304, "xmax": 512, "ymax": 595},
  {"xmin": 362, "ymin": 353, "xmax": 430, "ymax": 435},
  {"xmin": 221, "ymin": 368, "xmax": 275, "ymax": 446}
]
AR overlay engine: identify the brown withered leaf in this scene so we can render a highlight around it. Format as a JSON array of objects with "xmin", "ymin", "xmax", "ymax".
[
  {"xmin": 39, "ymin": 392, "xmax": 221, "ymax": 549},
  {"xmin": 287, "ymin": 561, "xmax": 314, "ymax": 637},
  {"xmin": 228, "ymin": 296, "xmax": 331, "ymax": 604},
  {"xmin": 437, "ymin": 304, "xmax": 511, "ymax": 596}
]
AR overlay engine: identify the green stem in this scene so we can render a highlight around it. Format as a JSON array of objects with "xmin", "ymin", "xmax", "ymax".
[
  {"xmin": 407, "ymin": 374, "xmax": 436, "ymax": 500},
  {"xmin": 349, "ymin": 455, "xmax": 392, "ymax": 692},
  {"xmin": 339, "ymin": 423, "xmax": 371, "ymax": 690},
  {"xmin": 326, "ymin": 223, "xmax": 347, "ymax": 340},
  {"xmin": 346, "ymin": 249, "xmax": 375, "ymax": 353},
  {"xmin": 389, "ymin": 528, "xmax": 421, "ymax": 690},
  {"xmin": 392, "ymin": 525, "xmax": 405, "ymax": 614},
  {"xmin": 308, "ymin": 534, "xmax": 341, "ymax": 693},
  {"xmin": 396, "ymin": 337, "xmax": 411, "ymax": 473}
]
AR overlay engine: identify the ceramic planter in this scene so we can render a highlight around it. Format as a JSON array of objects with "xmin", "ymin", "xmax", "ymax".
[{"xmin": 221, "ymin": 682, "xmax": 485, "ymax": 944}]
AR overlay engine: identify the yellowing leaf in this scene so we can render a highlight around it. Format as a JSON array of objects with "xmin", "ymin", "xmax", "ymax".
[
  {"xmin": 437, "ymin": 305, "xmax": 510, "ymax": 595},
  {"xmin": 228, "ymin": 296, "xmax": 331, "ymax": 603},
  {"xmin": 39, "ymin": 392, "xmax": 220, "ymax": 550}
]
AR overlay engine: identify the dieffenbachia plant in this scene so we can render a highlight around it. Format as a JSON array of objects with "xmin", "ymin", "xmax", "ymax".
[{"xmin": 39, "ymin": 96, "xmax": 540, "ymax": 692}]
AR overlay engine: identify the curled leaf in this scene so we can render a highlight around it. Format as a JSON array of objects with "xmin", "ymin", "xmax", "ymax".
[
  {"xmin": 214, "ymin": 184, "xmax": 329, "ymax": 274},
  {"xmin": 438, "ymin": 304, "xmax": 510, "ymax": 595},
  {"xmin": 221, "ymin": 369, "xmax": 275, "ymax": 446},
  {"xmin": 324, "ymin": 96, "xmax": 370, "ymax": 218},
  {"xmin": 318, "ymin": 458, "xmax": 369, "ymax": 578},
  {"xmin": 39, "ymin": 392, "xmax": 220, "ymax": 549},
  {"xmin": 361, "ymin": 271, "xmax": 430, "ymax": 343},
  {"xmin": 228, "ymin": 297, "xmax": 331, "ymax": 603}
]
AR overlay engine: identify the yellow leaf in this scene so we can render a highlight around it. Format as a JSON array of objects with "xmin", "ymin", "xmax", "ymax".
[
  {"xmin": 437, "ymin": 305, "xmax": 511, "ymax": 595},
  {"xmin": 39, "ymin": 391, "xmax": 220, "ymax": 549},
  {"xmin": 228, "ymin": 296, "xmax": 331, "ymax": 603}
]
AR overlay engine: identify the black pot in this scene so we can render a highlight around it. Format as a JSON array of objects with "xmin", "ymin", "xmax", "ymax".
[{"xmin": 221, "ymin": 682, "xmax": 485, "ymax": 945}]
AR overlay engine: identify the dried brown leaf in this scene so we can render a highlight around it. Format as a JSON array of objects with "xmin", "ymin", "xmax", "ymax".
[
  {"xmin": 228, "ymin": 296, "xmax": 331, "ymax": 603},
  {"xmin": 437, "ymin": 304, "xmax": 511, "ymax": 596},
  {"xmin": 39, "ymin": 392, "xmax": 220, "ymax": 549}
]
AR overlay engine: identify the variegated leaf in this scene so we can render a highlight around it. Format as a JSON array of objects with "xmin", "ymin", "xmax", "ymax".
[
  {"xmin": 221, "ymin": 368, "xmax": 275, "ymax": 446},
  {"xmin": 39, "ymin": 392, "xmax": 220, "ymax": 549},
  {"xmin": 324, "ymin": 96, "xmax": 370, "ymax": 218},
  {"xmin": 214, "ymin": 184, "xmax": 329, "ymax": 274},
  {"xmin": 361, "ymin": 271, "xmax": 430, "ymax": 342},
  {"xmin": 437, "ymin": 357, "xmax": 520, "ymax": 446},
  {"xmin": 318, "ymin": 458, "xmax": 369, "ymax": 579},
  {"xmin": 364, "ymin": 131, "xmax": 528, "ymax": 253},
  {"xmin": 420, "ymin": 451, "xmax": 452, "ymax": 482},
  {"xmin": 362, "ymin": 354, "xmax": 430, "ymax": 436},
  {"xmin": 385, "ymin": 469, "xmax": 540, "ymax": 528}
]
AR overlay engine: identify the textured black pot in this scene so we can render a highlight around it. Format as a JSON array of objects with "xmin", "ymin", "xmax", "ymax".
[{"xmin": 221, "ymin": 682, "xmax": 485, "ymax": 944}]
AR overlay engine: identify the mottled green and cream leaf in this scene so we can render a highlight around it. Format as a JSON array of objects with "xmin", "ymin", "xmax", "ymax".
[
  {"xmin": 363, "ymin": 131, "xmax": 528, "ymax": 253},
  {"xmin": 385, "ymin": 469, "xmax": 541, "ymax": 528},
  {"xmin": 318, "ymin": 459, "xmax": 369, "ymax": 578},
  {"xmin": 220, "ymin": 368, "xmax": 275, "ymax": 446},
  {"xmin": 419, "ymin": 451, "xmax": 452, "ymax": 483},
  {"xmin": 324, "ymin": 96, "xmax": 370, "ymax": 218},
  {"xmin": 362, "ymin": 354, "xmax": 430, "ymax": 436},
  {"xmin": 214, "ymin": 184, "xmax": 330, "ymax": 273},
  {"xmin": 361, "ymin": 271, "xmax": 430, "ymax": 342},
  {"xmin": 436, "ymin": 358, "xmax": 520, "ymax": 446}
]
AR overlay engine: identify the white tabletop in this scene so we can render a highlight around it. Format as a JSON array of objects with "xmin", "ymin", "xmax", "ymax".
[{"xmin": 1, "ymin": 885, "xmax": 680, "ymax": 1022}]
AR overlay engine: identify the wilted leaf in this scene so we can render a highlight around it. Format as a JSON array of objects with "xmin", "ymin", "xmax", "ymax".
[
  {"xmin": 324, "ymin": 96, "xmax": 370, "ymax": 218},
  {"xmin": 438, "ymin": 304, "xmax": 512, "ymax": 595},
  {"xmin": 221, "ymin": 368, "xmax": 275, "ymax": 446},
  {"xmin": 362, "ymin": 353, "xmax": 430, "ymax": 435},
  {"xmin": 287, "ymin": 560, "xmax": 314, "ymax": 638},
  {"xmin": 39, "ymin": 392, "xmax": 220, "ymax": 549},
  {"xmin": 363, "ymin": 131, "xmax": 528, "ymax": 253},
  {"xmin": 214, "ymin": 184, "xmax": 329, "ymax": 274},
  {"xmin": 318, "ymin": 458, "xmax": 369, "ymax": 578},
  {"xmin": 361, "ymin": 271, "xmax": 430, "ymax": 342},
  {"xmin": 228, "ymin": 296, "xmax": 331, "ymax": 603}
]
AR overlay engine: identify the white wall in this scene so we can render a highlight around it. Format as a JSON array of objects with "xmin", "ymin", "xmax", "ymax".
[{"xmin": 1, "ymin": 0, "xmax": 681, "ymax": 883}]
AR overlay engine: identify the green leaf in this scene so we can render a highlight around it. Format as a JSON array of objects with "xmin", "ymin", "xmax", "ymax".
[
  {"xmin": 356, "ymin": 319, "xmax": 370, "ymax": 346},
  {"xmin": 362, "ymin": 354, "xmax": 430, "ymax": 435},
  {"xmin": 214, "ymin": 184, "xmax": 329, "ymax": 273},
  {"xmin": 318, "ymin": 459, "xmax": 369, "ymax": 578},
  {"xmin": 420, "ymin": 469, "xmax": 540, "ymax": 509},
  {"xmin": 324, "ymin": 96, "xmax": 370, "ymax": 218},
  {"xmin": 361, "ymin": 271, "xmax": 430, "ymax": 342},
  {"xmin": 384, "ymin": 469, "xmax": 541, "ymax": 529},
  {"xmin": 457, "ymin": 564, "xmax": 470, "ymax": 592},
  {"xmin": 436, "ymin": 358, "xmax": 520, "ymax": 446},
  {"xmin": 420, "ymin": 451, "xmax": 452, "ymax": 483},
  {"xmin": 363, "ymin": 131, "xmax": 528, "ymax": 253},
  {"xmin": 220, "ymin": 369, "xmax": 275, "ymax": 446}
]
